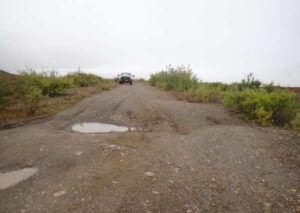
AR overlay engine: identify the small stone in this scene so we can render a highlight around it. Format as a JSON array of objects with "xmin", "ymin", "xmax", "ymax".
[
  {"xmin": 76, "ymin": 152, "xmax": 82, "ymax": 156},
  {"xmin": 168, "ymin": 180, "xmax": 174, "ymax": 184},
  {"xmin": 186, "ymin": 210, "xmax": 192, "ymax": 213},
  {"xmin": 145, "ymin": 171, "xmax": 155, "ymax": 176},
  {"xmin": 152, "ymin": 191, "xmax": 159, "ymax": 195},
  {"xmin": 53, "ymin": 190, "xmax": 66, "ymax": 197},
  {"xmin": 183, "ymin": 204, "xmax": 190, "ymax": 209},
  {"xmin": 112, "ymin": 180, "xmax": 119, "ymax": 184},
  {"xmin": 175, "ymin": 167, "xmax": 180, "ymax": 172},
  {"xmin": 264, "ymin": 202, "xmax": 270, "ymax": 207},
  {"xmin": 211, "ymin": 178, "xmax": 216, "ymax": 181}
]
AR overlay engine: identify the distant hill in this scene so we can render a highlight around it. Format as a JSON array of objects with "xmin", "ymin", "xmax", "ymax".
[
  {"xmin": 0, "ymin": 70, "xmax": 19, "ymax": 81},
  {"xmin": 286, "ymin": 87, "xmax": 300, "ymax": 94}
]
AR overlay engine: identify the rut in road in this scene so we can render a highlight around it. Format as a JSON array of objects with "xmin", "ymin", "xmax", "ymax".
[{"xmin": 0, "ymin": 83, "xmax": 299, "ymax": 213}]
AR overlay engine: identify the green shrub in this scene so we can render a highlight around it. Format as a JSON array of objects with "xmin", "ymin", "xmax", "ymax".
[
  {"xmin": 44, "ymin": 78, "xmax": 73, "ymax": 96},
  {"xmin": 0, "ymin": 79, "xmax": 9, "ymax": 108},
  {"xmin": 150, "ymin": 67, "xmax": 299, "ymax": 129},
  {"xmin": 225, "ymin": 89, "xmax": 298, "ymax": 126},
  {"xmin": 255, "ymin": 107, "xmax": 273, "ymax": 126},
  {"xmin": 67, "ymin": 72, "xmax": 103, "ymax": 87},
  {"xmin": 1, "ymin": 69, "xmax": 114, "ymax": 117},
  {"xmin": 17, "ymin": 75, "xmax": 39, "ymax": 94},
  {"xmin": 205, "ymin": 82, "xmax": 232, "ymax": 91},
  {"xmin": 25, "ymin": 87, "xmax": 43, "ymax": 115},
  {"xmin": 189, "ymin": 84, "xmax": 224, "ymax": 103},
  {"xmin": 292, "ymin": 113, "xmax": 300, "ymax": 132},
  {"xmin": 15, "ymin": 70, "xmax": 75, "ymax": 114},
  {"xmin": 17, "ymin": 72, "xmax": 73, "ymax": 96},
  {"xmin": 236, "ymin": 73, "xmax": 262, "ymax": 91},
  {"xmin": 263, "ymin": 82, "xmax": 281, "ymax": 93},
  {"xmin": 150, "ymin": 65, "xmax": 198, "ymax": 92}
]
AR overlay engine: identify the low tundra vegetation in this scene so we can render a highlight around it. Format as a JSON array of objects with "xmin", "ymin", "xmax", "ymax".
[
  {"xmin": 0, "ymin": 79, "xmax": 10, "ymax": 108},
  {"xmin": 17, "ymin": 70, "xmax": 74, "ymax": 97},
  {"xmin": 0, "ymin": 69, "xmax": 115, "ymax": 124},
  {"xmin": 291, "ymin": 113, "xmax": 300, "ymax": 132},
  {"xmin": 150, "ymin": 65, "xmax": 198, "ymax": 91},
  {"xmin": 67, "ymin": 71, "xmax": 103, "ymax": 87},
  {"xmin": 224, "ymin": 89, "xmax": 297, "ymax": 126},
  {"xmin": 150, "ymin": 66, "xmax": 299, "ymax": 131}
]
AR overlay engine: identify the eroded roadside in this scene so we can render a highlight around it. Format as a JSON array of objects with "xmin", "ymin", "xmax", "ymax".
[{"xmin": 0, "ymin": 83, "xmax": 299, "ymax": 213}]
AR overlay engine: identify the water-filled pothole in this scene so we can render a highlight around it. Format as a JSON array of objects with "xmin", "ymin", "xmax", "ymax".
[
  {"xmin": 72, "ymin": 123, "xmax": 136, "ymax": 133},
  {"xmin": 0, "ymin": 167, "xmax": 38, "ymax": 190}
]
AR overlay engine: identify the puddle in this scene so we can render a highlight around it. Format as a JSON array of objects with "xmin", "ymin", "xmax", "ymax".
[
  {"xmin": 72, "ymin": 123, "xmax": 136, "ymax": 133},
  {"xmin": 0, "ymin": 168, "xmax": 38, "ymax": 190}
]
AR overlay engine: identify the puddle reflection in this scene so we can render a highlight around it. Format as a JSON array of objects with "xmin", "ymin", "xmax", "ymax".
[{"xmin": 72, "ymin": 123, "xmax": 136, "ymax": 133}]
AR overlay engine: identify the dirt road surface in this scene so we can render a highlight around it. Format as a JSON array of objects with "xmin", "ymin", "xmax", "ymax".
[{"xmin": 0, "ymin": 83, "xmax": 299, "ymax": 213}]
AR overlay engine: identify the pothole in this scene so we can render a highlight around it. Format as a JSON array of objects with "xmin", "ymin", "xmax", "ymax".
[
  {"xmin": 72, "ymin": 122, "xmax": 136, "ymax": 133},
  {"xmin": 0, "ymin": 167, "xmax": 38, "ymax": 190}
]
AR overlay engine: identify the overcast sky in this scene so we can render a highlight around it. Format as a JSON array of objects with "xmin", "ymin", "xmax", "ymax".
[{"xmin": 0, "ymin": 0, "xmax": 299, "ymax": 85}]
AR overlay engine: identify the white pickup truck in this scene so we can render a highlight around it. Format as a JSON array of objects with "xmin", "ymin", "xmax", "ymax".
[{"xmin": 117, "ymin": 73, "xmax": 135, "ymax": 85}]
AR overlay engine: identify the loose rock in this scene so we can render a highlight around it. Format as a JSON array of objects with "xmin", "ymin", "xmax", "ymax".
[
  {"xmin": 53, "ymin": 190, "xmax": 66, "ymax": 197},
  {"xmin": 145, "ymin": 171, "xmax": 155, "ymax": 176}
]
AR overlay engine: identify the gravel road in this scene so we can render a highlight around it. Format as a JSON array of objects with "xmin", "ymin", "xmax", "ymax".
[{"xmin": 0, "ymin": 83, "xmax": 299, "ymax": 213}]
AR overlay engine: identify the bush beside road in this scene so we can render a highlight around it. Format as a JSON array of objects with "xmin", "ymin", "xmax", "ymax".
[
  {"xmin": 0, "ymin": 69, "xmax": 116, "ymax": 128},
  {"xmin": 150, "ymin": 66, "xmax": 300, "ymax": 131}
]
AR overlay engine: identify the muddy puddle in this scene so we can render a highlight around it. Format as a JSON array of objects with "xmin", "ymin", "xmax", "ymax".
[
  {"xmin": 72, "ymin": 123, "xmax": 136, "ymax": 133},
  {"xmin": 0, "ymin": 168, "xmax": 38, "ymax": 190}
]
